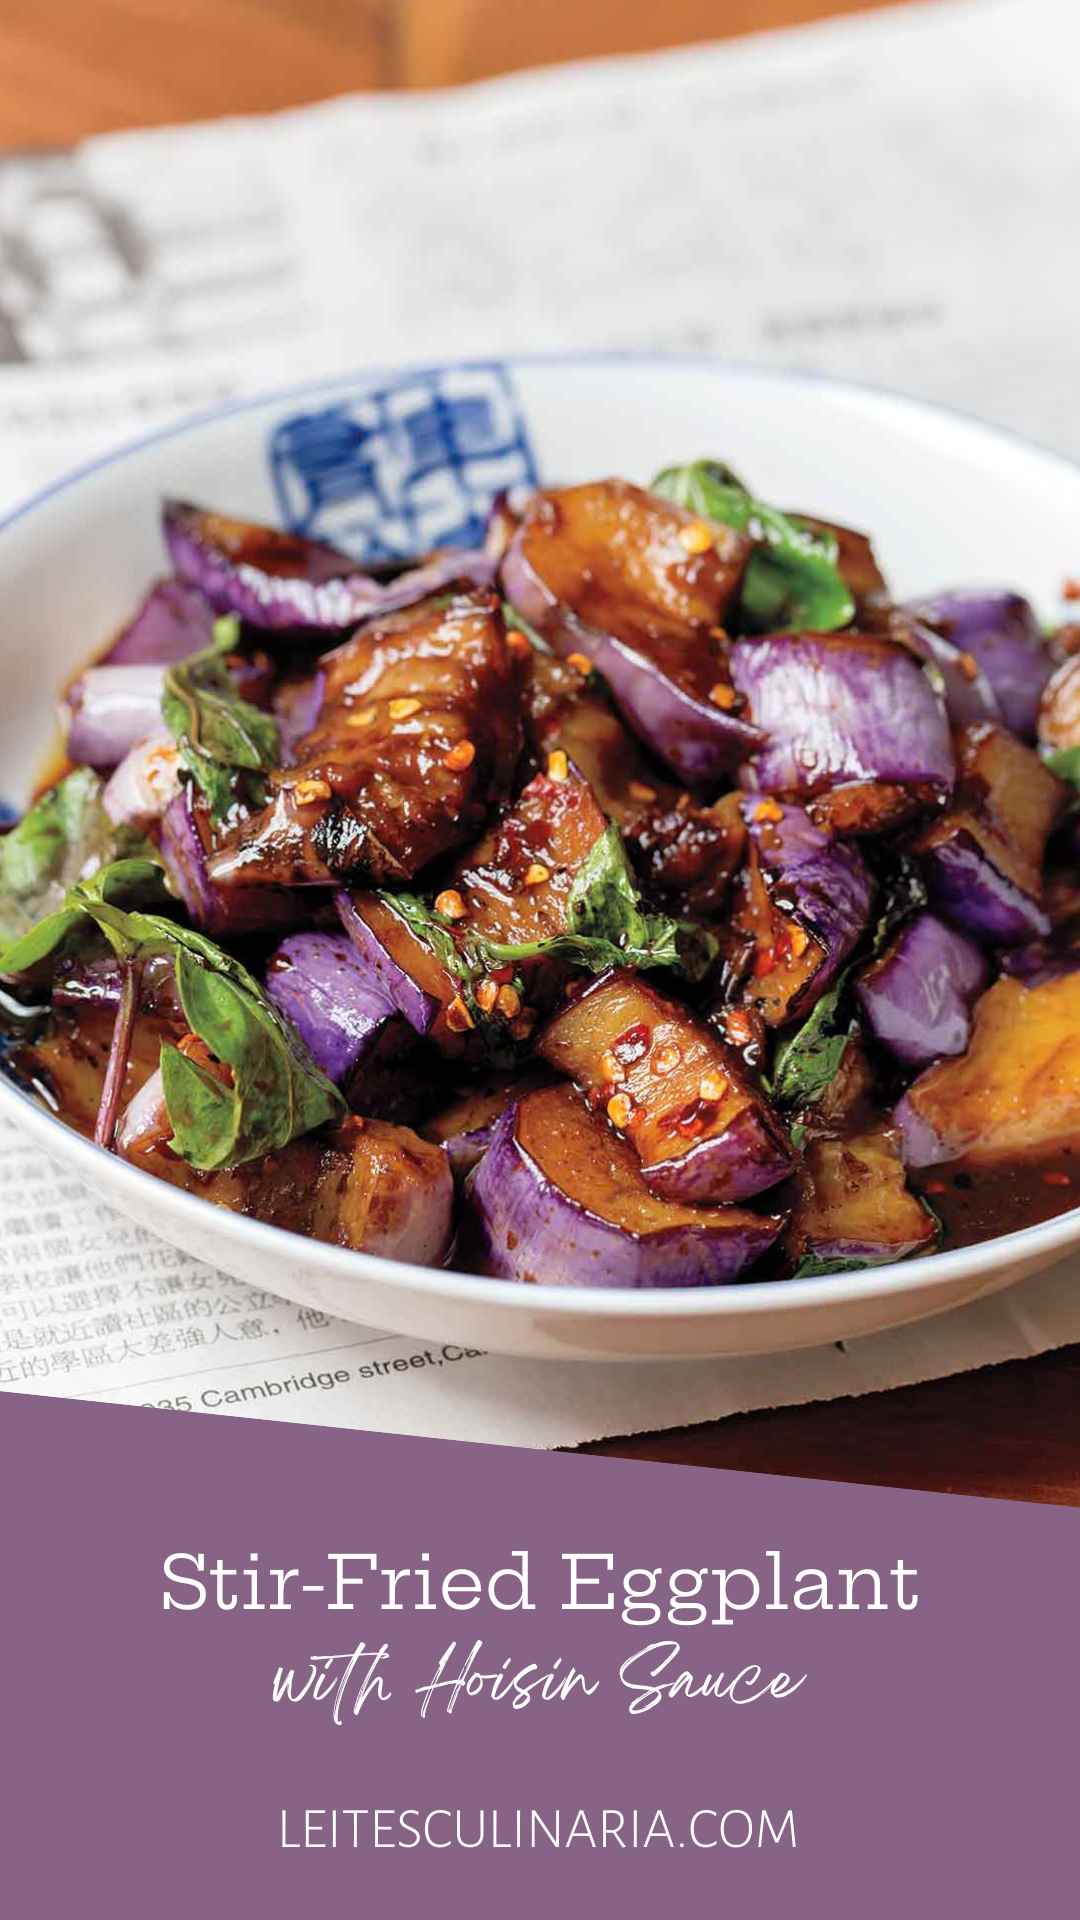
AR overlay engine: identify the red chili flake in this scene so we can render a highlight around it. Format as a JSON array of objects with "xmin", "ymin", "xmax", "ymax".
[
  {"xmin": 489, "ymin": 963, "xmax": 515, "ymax": 985},
  {"xmin": 611, "ymin": 1021, "xmax": 652, "ymax": 1067},
  {"xmin": 923, "ymin": 1179, "xmax": 947, "ymax": 1196},
  {"xmin": 1063, "ymin": 578, "xmax": 1080, "ymax": 602},
  {"xmin": 753, "ymin": 947, "xmax": 778, "ymax": 978},
  {"xmin": 1042, "ymin": 1170, "xmax": 1072, "ymax": 1187}
]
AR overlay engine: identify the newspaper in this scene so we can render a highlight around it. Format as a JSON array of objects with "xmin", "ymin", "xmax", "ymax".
[{"xmin": 2, "ymin": 0, "xmax": 1079, "ymax": 1446}]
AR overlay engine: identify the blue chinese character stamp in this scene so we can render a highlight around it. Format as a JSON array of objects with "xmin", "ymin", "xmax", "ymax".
[{"xmin": 268, "ymin": 362, "xmax": 539, "ymax": 562}]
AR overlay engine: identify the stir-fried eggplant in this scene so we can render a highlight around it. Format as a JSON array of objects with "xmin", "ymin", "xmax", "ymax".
[
  {"xmin": 896, "ymin": 973, "xmax": 1080, "ymax": 1168},
  {"xmin": 523, "ymin": 652, "xmax": 744, "ymax": 915},
  {"xmin": 912, "ymin": 723, "xmax": 1065, "ymax": 944},
  {"xmin": 206, "ymin": 589, "xmax": 522, "ymax": 890},
  {"xmin": 730, "ymin": 800, "xmax": 873, "ymax": 1027},
  {"xmin": 732, "ymin": 630, "xmax": 954, "ymax": 813},
  {"xmin": 466, "ymin": 1083, "xmax": 785, "ymax": 1287},
  {"xmin": 788, "ymin": 1131, "xmax": 938, "ymax": 1269},
  {"xmin": 7, "ymin": 458, "xmax": 1080, "ymax": 1291},
  {"xmin": 164, "ymin": 499, "xmax": 497, "ymax": 635},
  {"xmin": 538, "ymin": 971, "xmax": 792, "ymax": 1204},
  {"xmin": 133, "ymin": 1115, "xmax": 455, "ymax": 1265},
  {"xmin": 504, "ymin": 479, "xmax": 760, "ymax": 782},
  {"xmin": 421, "ymin": 1066, "xmax": 556, "ymax": 1175}
]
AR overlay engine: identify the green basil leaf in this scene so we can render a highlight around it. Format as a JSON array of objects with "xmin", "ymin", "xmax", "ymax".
[
  {"xmin": 380, "ymin": 891, "xmax": 474, "ymax": 984},
  {"xmin": 652, "ymin": 460, "xmax": 855, "ymax": 633},
  {"xmin": 769, "ymin": 972, "xmax": 854, "ymax": 1109},
  {"xmin": 1044, "ymin": 744, "xmax": 1080, "ymax": 788},
  {"xmin": 376, "ymin": 824, "xmax": 716, "ymax": 997},
  {"xmin": 160, "ymin": 1043, "xmax": 240, "ymax": 1166},
  {"xmin": 100, "ymin": 911, "xmax": 344, "ymax": 1170},
  {"xmin": 2, "ymin": 868, "xmax": 343, "ymax": 1168},
  {"xmin": 161, "ymin": 615, "xmax": 280, "ymax": 822},
  {"xmin": 0, "ymin": 856, "xmax": 167, "ymax": 976},
  {"xmin": 0, "ymin": 768, "xmax": 154, "ymax": 948},
  {"xmin": 792, "ymin": 1252, "xmax": 871, "ymax": 1278},
  {"xmin": 511, "ymin": 821, "xmax": 715, "ymax": 981}
]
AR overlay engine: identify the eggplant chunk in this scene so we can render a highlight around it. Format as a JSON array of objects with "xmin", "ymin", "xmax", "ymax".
[
  {"xmin": 128, "ymin": 1118, "xmax": 455, "ymax": 1266},
  {"xmin": 338, "ymin": 761, "xmax": 613, "ymax": 1056},
  {"xmin": 912, "ymin": 723, "xmax": 1065, "ymax": 945},
  {"xmin": 905, "ymin": 589, "xmax": 1050, "ymax": 741},
  {"xmin": 523, "ymin": 652, "xmax": 671, "ymax": 822},
  {"xmin": 523, "ymin": 654, "xmax": 745, "ymax": 915},
  {"xmin": 895, "ymin": 973, "xmax": 1080, "ymax": 1168},
  {"xmin": 264, "ymin": 932, "xmax": 425, "ymax": 1119},
  {"xmin": 789, "ymin": 1130, "xmax": 938, "ymax": 1268},
  {"xmin": 11, "ymin": 1006, "xmax": 177, "ymax": 1140},
  {"xmin": 731, "ymin": 800, "xmax": 873, "ymax": 1027},
  {"xmin": 465, "ymin": 1083, "xmax": 784, "ymax": 1288},
  {"xmin": 161, "ymin": 787, "xmax": 299, "ymax": 938},
  {"xmin": 337, "ymin": 891, "xmax": 458, "ymax": 1045},
  {"xmin": 504, "ymin": 480, "xmax": 759, "ymax": 783},
  {"xmin": 207, "ymin": 590, "xmax": 522, "ymax": 890},
  {"xmin": 731, "ymin": 631, "xmax": 954, "ymax": 804},
  {"xmin": 421, "ymin": 1067, "xmax": 556, "ymax": 1175},
  {"xmin": 624, "ymin": 792, "xmax": 746, "ymax": 921},
  {"xmin": 164, "ymin": 499, "xmax": 495, "ymax": 635},
  {"xmin": 880, "ymin": 607, "xmax": 1001, "ymax": 728},
  {"xmin": 538, "ymin": 970, "xmax": 792, "ymax": 1204},
  {"xmin": 855, "ymin": 911, "xmax": 988, "ymax": 1068},
  {"xmin": 103, "ymin": 576, "xmax": 214, "ymax": 668},
  {"xmin": 449, "ymin": 761, "xmax": 608, "ymax": 951}
]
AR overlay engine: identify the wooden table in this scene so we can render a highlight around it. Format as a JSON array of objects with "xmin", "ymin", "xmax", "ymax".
[{"xmin": 2, "ymin": 0, "xmax": 1075, "ymax": 1503}]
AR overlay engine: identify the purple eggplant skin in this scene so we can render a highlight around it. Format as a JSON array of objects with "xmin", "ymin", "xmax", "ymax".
[
  {"xmin": 67, "ymin": 647, "xmax": 273, "ymax": 774},
  {"xmin": 66, "ymin": 663, "xmax": 167, "ymax": 771},
  {"xmin": 592, "ymin": 628, "xmax": 762, "ymax": 787},
  {"xmin": 731, "ymin": 632, "xmax": 954, "ymax": 800},
  {"xmin": 912, "ymin": 724, "xmax": 1064, "ymax": 947},
  {"xmin": 441, "ymin": 1118, "xmax": 499, "ymax": 1179},
  {"xmin": 640, "ymin": 1100, "xmax": 794, "ymax": 1209},
  {"xmin": 463, "ymin": 1089, "xmax": 785, "ymax": 1289},
  {"xmin": 904, "ymin": 590, "xmax": 1051, "ymax": 741},
  {"xmin": 159, "ymin": 787, "xmax": 298, "ymax": 939},
  {"xmin": 273, "ymin": 672, "xmax": 326, "ymax": 761},
  {"xmin": 742, "ymin": 798, "xmax": 874, "ymax": 1012},
  {"xmin": 164, "ymin": 499, "xmax": 496, "ymax": 635},
  {"xmin": 891, "ymin": 1093, "xmax": 948, "ymax": 1171},
  {"xmin": 855, "ymin": 912, "xmax": 988, "ymax": 1068},
  {"xmin": 102, "ymin": 577, "xmax": 215, "ymax": 668},
  {"xmin": 501, "ymin": 520, "xmax": 762, "ymax": 786},
  {"xmin": 883, "ymin": 610, "xmax": 1001, "ymax": 728},
  {"xmin": 335, "ymin": 891, "xmax": 441, "ymax": 1037},
  {"xmin": 264, "ymin": 932, "xmax": 420, "ymax": 1112},
  {"xmin": 919, "ymin": 827, "xmax": 1051, "ymax": 945}
]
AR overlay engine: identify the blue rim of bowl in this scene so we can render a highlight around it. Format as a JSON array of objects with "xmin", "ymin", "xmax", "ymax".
[{"xmin": 2, "ymin": 349, "xmax": 1079, "ymax": 1323}]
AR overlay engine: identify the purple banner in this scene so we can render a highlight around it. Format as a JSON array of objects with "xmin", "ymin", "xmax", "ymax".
[{"xmin": 3, "ymin": 1389, "xmax": 1073, "ymax": 1914}]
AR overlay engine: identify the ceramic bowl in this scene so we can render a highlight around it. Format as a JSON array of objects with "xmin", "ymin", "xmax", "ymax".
[{"xmin": 2, "ymin": 353, "xmax": 1078, "ymax": 1360}]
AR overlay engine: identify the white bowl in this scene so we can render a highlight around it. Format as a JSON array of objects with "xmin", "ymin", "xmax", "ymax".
[{"xmin": 2, "ymin": 353, "xmax": 1079, "ymax": 1362}]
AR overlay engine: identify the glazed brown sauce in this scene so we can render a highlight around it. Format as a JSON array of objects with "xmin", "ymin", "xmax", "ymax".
[{"xmin": 912, "ymin": 1149, "xmax": 1080, "ymax": 1251}]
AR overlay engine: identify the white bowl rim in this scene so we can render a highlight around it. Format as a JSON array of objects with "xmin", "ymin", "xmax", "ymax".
[{"xmin": 2, "ymin": 347, "xmax": 1079, "ymax": 1328}]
